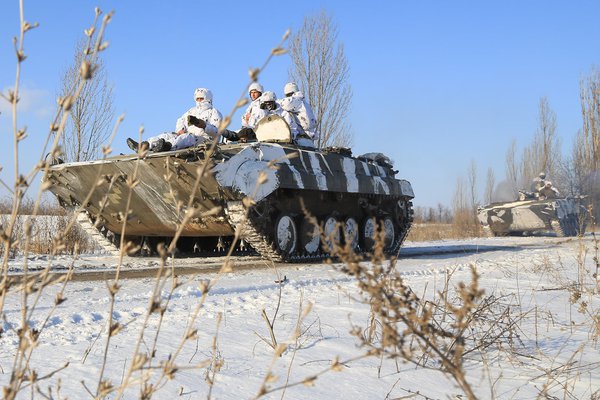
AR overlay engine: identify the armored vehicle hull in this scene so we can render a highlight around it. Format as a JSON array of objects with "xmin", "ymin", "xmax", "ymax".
[
  {"xmin": 46, "ymin": 131, "xmax": 414, "ymax": 261},
  {"xmin": 477, "ymin": 197, "xmax": 587, "ymax": 237}
]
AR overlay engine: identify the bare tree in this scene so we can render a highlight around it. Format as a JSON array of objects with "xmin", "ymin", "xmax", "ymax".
[
  {"xmin": 288, "ymin": 10, "xmax": 353, "ymax": 148},
  {"xmin": 505, "ymin": 139, "xmax": 520, "ymax": 197},
  {"xmin": 484, "ymin": 167, "xmax": 495, "ymax": 204},
  {"xmin": 537, "ymin": 97, "xmax": 558, "ymax": 175},
  {"xmin": 580, "ymin": 68, "xmax": 600, "ymax": 172},
  {"xmin": 576, "ymin": 68, "xmax": 600, "ymax": 220},
  {"xmin": 58, "ymin": 38, "xmax": 114, "ymax": 161},
  {"xmin": 521, "ymin": 97, "xmax": 560, "ymax": 187},
  {"xmin": 504, "ymin": 98, "xmax": 560, "ymax": 197},
  {"xmin": 468, "ymin": 159, "xmax": 478, "ymax": 209}
]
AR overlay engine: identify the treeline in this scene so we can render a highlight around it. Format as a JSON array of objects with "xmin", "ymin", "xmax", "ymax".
[
  {"xmin": 413, "ymin": 204, "xmax": 453, "ymax": 223},
  {"xmin": 0, "ymin": 196, "xmax": 64, "ymax": 216}
]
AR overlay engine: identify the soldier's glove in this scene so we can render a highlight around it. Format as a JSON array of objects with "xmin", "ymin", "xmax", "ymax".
[
  {"xmin": 187, "ymin": 115, "xmax": 207, "ymax": 129},
  {"xmin": 221, "ymin": 130, "xmax": 240, "ymax": 141},
  {"xmin": 237, "ymin": 127, "xmax": 256, "ymax": 142}
]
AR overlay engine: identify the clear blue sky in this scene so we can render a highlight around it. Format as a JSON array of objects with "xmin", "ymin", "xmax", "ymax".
[{"xmin": 1, "ymin": 1, "xmax": 599, "ymax": 208}]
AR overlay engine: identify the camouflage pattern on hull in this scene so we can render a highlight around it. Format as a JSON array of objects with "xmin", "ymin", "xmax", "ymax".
[
  {"xmin": 477, "ymin": 197, "xmax": 587, "ymax": 237},
  {"xmin": 45, "ymin": 141, "xmax": 414, "ymax": 261}
]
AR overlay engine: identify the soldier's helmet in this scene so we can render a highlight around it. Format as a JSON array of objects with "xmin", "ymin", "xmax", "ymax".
[
  {"xmin": 194, "ymin": 88, "xmax": 213, "ymax": 102},
  {"xmin": 539, "ymin": 172, "xmax": 546, "ymax": 179},
  {"xmin": 249, "ymin": 82, "xmax": 264, "ymax": 95},
  {"xmin": 259, "ymin": 91, "xmax": 277, "ymax": 111},
  {"xmin": 284, "ymin": 82, "xmax": 299, "ymax": 97}
]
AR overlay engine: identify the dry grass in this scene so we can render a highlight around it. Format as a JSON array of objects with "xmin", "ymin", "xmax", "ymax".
[
  {"xmin": 407, "ymin": 222, "xmax": 482, "ymax": 241},
  {"xmin": 0, "ymin": 213, "xmax": 96, "ymax": 256}
]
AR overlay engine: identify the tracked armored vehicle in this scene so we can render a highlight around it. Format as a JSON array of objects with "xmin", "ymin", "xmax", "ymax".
[
  {"xmin": 45, "ymin": 116, "xmax": 414, "ymax": 261},
  {"xmin": 477, "ymin": 191, "xmax": 587, "ymax": 237}
]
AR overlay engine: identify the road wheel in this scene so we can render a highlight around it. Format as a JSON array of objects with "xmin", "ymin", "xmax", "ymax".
[
  {"xmin": 344, "ymin": 217, "xmax": 359, "ymax": 251},
  {"xmin": 274, "ymin": 214, "xmax": 297, "ymax": 255},
  {"xmin": 323, "ymin": 216, "xmax": 340, "ymax": 252},
  {"xmin": 382, "ymin": 216, "xmax": 395, "ymax": 249},
  {"xmin": 299, "ymin": 218, "xmax": 320, "ymax": 255},
  {"xmin": 361, "ymin": 217, "xmax": 377, "ymax": 252}
]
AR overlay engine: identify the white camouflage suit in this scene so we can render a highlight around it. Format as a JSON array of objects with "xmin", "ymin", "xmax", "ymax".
[
  {"xmin": 148, "ymin": 88, "xmax": 222, "ymax": 150},
  {"xmin": 278, "ymin": 91, "xmax": 319, "ymax": 141},
  {"xmin": 241, "ymin": 98, "xmax": 261, "ymax": 128}
]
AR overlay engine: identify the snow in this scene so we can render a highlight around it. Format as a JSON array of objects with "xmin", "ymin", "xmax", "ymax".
[{"xmin": 1, "ymin": 234, "xmax": 599, "ymax": 399}]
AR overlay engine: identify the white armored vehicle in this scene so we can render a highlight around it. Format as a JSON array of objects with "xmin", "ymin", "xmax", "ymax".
[{"xmin": 477, "ymin": 191, "xmax": 587, "ymax": 237}]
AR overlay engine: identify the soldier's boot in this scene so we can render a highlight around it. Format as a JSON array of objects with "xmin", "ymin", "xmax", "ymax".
[
  {"xmin": 153, "ymin": 138, "xmax": 172, "ymax": 152},
  {"xmin": 126, "ymin": 138, "xmax": 138, "ymax": 151},
  {"xmin": 126, "ymin": 138, "xmax": 150, "ymax": 152}
]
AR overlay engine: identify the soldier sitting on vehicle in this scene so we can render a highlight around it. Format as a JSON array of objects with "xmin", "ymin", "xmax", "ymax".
[
  {"xmin": 223, "ymin": 91, "xmax": 308, "ymax": 145},
  {"xmin": 531, "ymin": 172, "xmax": 546, "ymax": 193},
  {"xmin": 241, "ymin": 82, "xmax": 263, "ymax": 129},
  {"xmin": 126, "ymin": 87, "xmax": 222, "ymax": 152},
  {"xmin": 538, "ymin": 181, "xmax": 560, "ymax": 200},
  {"xmin": 278, "ymin": 82, "xmax": 319, "ymax": 144}
]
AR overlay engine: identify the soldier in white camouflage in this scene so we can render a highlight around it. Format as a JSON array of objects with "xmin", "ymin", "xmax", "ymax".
[
  {"xmin": 224, "ymin": 91, "xmax": 305, "ymax": 144},
  {"xmin": 256, "ymin": 91, "xmax": 303, "ymax": 139},
  {"xmin": 538, "ymin": 181, "xmax": 560, "ymax": 200},
  {"xmin": 531, "ymin": 172, "xmax": 547, "ymax": 193},
  {"xmin": 278, "ymin": 82, "xmax": 319, "ymax": 143},
  {"xmin": 127, "ymin": 88, "xmax": 222, "ymax": 152},
  {"xmin": 241, "ymin": 82, "xmax": 263, "ymax": 128}
]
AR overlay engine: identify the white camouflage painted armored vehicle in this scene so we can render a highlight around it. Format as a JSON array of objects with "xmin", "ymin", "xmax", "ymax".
[
  {"xmin": 477, "ymin": 192, "xmax": 587, "ymax": 237},
  {"xmin": 45, "ymin": 116, "xmax": 414, "ymax": 261}
]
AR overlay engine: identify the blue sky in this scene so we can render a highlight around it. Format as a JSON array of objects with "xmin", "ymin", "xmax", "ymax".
[{"xmin": 1, "ymin": 1, "xmax": 599, "ymax": 208}]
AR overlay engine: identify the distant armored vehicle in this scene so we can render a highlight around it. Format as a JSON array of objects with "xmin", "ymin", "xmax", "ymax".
[
  {"xmin": 45, "ymin": 116, "xmax": 414, "ymax": 261},
  {"xmin": 477, "ymin": 191, "xmax": 587, "ymax": 237}
]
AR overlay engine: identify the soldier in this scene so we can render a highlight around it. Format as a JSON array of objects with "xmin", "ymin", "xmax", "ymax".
[
  {"xmin": 531, "ymin": 172, "xmax": 547, "ymax": 193},
  {"xmin": 256, "ymin": 91, "xmax": 301, "ymax": 138},
  {"xmin": 278, "ymin": 82, "xmax": 319, "ymax": 143},
  {"xmin": 225, "ymin": 91, "xmax": 308, "ymax": 144},
  {"xmin": 241, "ymin": 82, "xmax": 263, "ymax": 128},
  {"xmin": 538, "ymin": 181, "xmax": 560, "ymax": 200},
  {"xmin": 223, "ymin": 85, "xmax": 265, "ymax": 143},
  {"xmin": 126, "ymin": 88, "xmax": 222, "ymax": 152}
]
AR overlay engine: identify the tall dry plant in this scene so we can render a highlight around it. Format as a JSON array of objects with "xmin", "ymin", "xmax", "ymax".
[
  {"xmin": 331, "ymin": 232, "xmax": 485, "ymax": 400},
  {"xmin": 57, "ymin": 38, "xmax": 115, "ymax": 162},
  {"xmin": 0, "ymin": 5, "xmax": 118, "ymax": 398},
  {"xmin": 288, "ymin": 10, "xmax": 353, "ymax": 148}
]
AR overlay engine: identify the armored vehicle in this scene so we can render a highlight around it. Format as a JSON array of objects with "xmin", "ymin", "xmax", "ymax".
[
  {"xmin": 477, "ymin": 191, "xmax": 587, "ymax": 237},
  {"xmin": 45, "ymin": 116, "xmax": 414, "ymax": 261}
]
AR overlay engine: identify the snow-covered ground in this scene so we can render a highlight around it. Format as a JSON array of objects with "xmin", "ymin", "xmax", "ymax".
[{"xmin": 1, "ymin": 235, "xmax": 599, "ymax": 399}]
